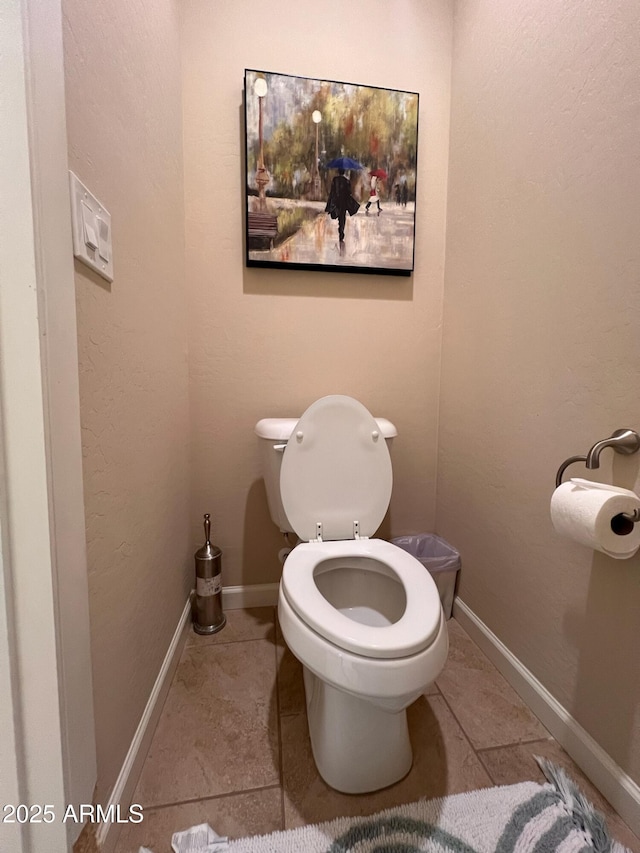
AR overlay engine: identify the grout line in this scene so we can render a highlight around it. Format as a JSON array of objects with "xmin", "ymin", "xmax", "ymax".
[
  {"xmin": 475, "ymin": 748, "xmax": 492, "ymax": 783},
  {"xmin": 430, "ymin": 681, "xmax": 477, "ymax": 749},
  {"xmin": 427, "ymin": 688, "xmax": 493, "ymax": 783},
  {"xmin": 142, "ymin": 784, "xmax": 283, "ymax": 813},
  {"xmin": 439, "ymin": 618, "xmax": 549, "ymax": 733},
  {"xmin": 186, "ymin": 634, "xmax": 276, "ymax": 649},
  {"xmin": 432, "ymin": 636, "xmax": 547, "ymax": 782},
  {"xmin": 435, "ymin": 622, "xmax": 555, "ymax": 785},
  {"xmin": 475, "ymin": 737, "xmax": 556, "ymax": 756},
  {"xmin": 272, "ymin": 606, "xmax": 287, "ymax": 831}
]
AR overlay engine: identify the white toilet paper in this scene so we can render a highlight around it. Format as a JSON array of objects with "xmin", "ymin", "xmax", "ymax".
[{"xmin": 550, "ymin": 478, "xmax": 640, "ymax": 558}]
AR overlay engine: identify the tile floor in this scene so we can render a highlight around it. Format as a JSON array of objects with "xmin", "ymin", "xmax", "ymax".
[{"xmin": 115, "ymin": 609, "xmax": 639, "ymax": 852}]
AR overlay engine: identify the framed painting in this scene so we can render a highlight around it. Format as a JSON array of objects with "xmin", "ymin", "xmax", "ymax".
[{"xmin": 244, "ymin": 69, "xmax": 419, "ymax": 277}]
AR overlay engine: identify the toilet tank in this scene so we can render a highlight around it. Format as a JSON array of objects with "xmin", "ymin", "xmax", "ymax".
[{"xmin": 254, "ymin": 416, "xmax": 398, "ymax": 534}]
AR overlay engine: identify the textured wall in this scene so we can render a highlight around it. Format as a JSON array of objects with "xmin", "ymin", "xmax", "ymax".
[
  {"xmin": 181, "ymin": 0, "xmax": 454, "ymax": 586},
  {"xmin": 62, "ymin": 0, "xmax": 191, "ymax": 804},
  {"xmin": 438, "ymin": 0, "xmax": 640, "ymax": 782}
]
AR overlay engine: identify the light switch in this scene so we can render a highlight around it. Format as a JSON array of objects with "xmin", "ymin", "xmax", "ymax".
[
  {"xmin": 69, "ymin": 171, "xmax": 114, "ymax": 282},
  {"xmin": 81, "ymin": 202, "xmax": 99, "ymax": 251},
  {"xmin": 96, "ymin": 216, "xmax": 110, "ymax": 262}
]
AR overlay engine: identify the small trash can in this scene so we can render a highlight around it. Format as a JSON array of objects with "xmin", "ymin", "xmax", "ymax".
[{"xmin": 392, "ymin": 534, "xmax": 461, "ymax": 619}]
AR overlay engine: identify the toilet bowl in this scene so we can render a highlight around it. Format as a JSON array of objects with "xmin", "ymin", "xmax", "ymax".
[{"xmin": 256, "ymin": 395, "xmax": 448, "ymax": 793}]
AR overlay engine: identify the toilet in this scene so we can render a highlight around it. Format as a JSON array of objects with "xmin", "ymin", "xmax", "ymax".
[{"xmin": 254, "ymin": 395, "xmax": 448, "ymax": 794}]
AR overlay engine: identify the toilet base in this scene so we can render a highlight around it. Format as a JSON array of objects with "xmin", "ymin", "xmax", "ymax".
[{"xmin": 303, "ymin": 667, "xmax": 413, "ymax": 794}]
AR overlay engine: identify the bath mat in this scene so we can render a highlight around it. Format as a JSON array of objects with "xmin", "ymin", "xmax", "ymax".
[{"xmin": 226, "ymin": 760, "xmax": 629, "ymax": 853}]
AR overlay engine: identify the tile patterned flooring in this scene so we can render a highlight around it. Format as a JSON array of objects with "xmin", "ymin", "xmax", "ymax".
[{"xmin": 115, "ymin": 609, "xmax": 639, "ymax": 852}]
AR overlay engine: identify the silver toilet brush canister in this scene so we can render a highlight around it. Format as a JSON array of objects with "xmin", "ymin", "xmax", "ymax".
[{"xmin": 193, "ymin": 513, "xmax": 226, "ymax": 635}]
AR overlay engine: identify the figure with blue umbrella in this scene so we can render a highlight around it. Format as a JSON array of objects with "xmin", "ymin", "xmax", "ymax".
[{"xmin": 324, "ymin": 157, "xmax": 362, "ymax": 253}]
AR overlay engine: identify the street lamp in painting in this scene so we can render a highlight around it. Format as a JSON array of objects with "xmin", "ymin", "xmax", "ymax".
[
  {"xmin": 254, "ymin": 76, "xmax": 270, "ymax": 210},
  {"xmin": 312, "ymin": 109, "xmax": 322, "ymax": 201}
]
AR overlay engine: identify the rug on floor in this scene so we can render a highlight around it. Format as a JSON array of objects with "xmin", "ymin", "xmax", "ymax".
[{"xmin": 227, "ymin": 761, "xmax": 628, "ymax": 853}]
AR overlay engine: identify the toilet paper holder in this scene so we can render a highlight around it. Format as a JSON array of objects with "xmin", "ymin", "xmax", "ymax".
[{"xmin": 555, "ymin": 428, "xmax": 640, "ymax": 526}]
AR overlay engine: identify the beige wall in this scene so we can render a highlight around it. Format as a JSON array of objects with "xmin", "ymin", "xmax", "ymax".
[
  {"xmin": 182, "ymin": 0, "xmax": 454, "ymax": 586},
  {"xmin": 438, "ymin": 0, "xmax": 640, "ymax": 784},
  {"xmin": 62, "ymin": 0, "xmax": 191, "ymax": 804}
]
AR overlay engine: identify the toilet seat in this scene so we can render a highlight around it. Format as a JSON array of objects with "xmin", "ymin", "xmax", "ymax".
[
  {"xmin": 282, "ymin": 538, "xmax": 442, "ymax": 659},
  {"xmin": 280, "ymin": 395, "xmax": 392, "ymax": 542},
  {"xmin": 280, "ymin": 396, "xmax": 442, "ymax": 660}
]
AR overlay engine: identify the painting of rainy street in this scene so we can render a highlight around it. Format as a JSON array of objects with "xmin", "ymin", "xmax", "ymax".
[{"xmin": 244, "ymin": 69, "xmax": 419, "ymax": 276}]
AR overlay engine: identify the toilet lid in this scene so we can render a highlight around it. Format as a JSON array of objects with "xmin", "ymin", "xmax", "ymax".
[{"xmin": 280, "ymin": 395, "xmax": 392, "ymax": 542}]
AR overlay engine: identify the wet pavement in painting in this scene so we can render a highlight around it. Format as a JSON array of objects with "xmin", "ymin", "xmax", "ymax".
[{"xmin": 248, "ymin": 198, "xmax": 416, "ymax": 271}]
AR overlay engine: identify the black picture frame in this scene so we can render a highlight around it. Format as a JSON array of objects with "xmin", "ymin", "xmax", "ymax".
[{"xmin": 244, "ymin": 69, "xmax": 419, "ymax": 277}]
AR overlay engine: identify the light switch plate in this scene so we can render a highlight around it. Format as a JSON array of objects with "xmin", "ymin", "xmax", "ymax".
[{"xmin": 69, "ymin": 171, "xmax": 114, "ymax": 282}]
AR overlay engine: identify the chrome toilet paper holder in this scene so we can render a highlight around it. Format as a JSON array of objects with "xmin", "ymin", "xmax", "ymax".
[{"xmin": 555, "ymin": 428, "xmax": 640, "ymax": 527}]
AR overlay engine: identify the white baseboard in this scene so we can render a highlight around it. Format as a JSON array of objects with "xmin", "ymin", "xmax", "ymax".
[
  {"xmin": 222, "ymin": 582, "xmax": 279, "ymax": 609},
  {"xmin": 97, "ymin": 596, "xmax": 192, "ymax": 853},
  {"xmin": 453, "ymin": 598, "xmax": 640, "ymax": 836}
]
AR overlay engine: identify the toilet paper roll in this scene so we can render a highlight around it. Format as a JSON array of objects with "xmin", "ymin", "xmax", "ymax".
[{"xmin": 550, "ymin": 478, "xmax": 640, "ymax": 558}]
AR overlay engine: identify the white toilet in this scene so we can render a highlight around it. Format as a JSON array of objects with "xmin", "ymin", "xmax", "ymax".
[{"xmin": 254, "ymin": 395, "xmax": 448, "ymax": 794}]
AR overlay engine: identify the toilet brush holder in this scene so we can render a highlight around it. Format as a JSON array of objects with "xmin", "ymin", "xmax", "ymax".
[{"xmin": 193, "ymin": 513, "xmax": 226, "ymax": 635}]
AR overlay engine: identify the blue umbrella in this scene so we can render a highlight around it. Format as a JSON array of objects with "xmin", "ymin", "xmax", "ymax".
[{"xmin": 325, "ymin": 156, "xmax": 363, "ymax": 170}]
